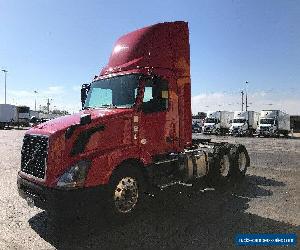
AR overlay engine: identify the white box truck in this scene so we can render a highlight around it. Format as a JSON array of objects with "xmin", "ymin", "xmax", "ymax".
[
  {"xmin": 29, "ymin": 110, "xmax": 40, "ymax": 119},
  {"xmin": 192, "ymin": 117, "xmax": 204, "ymax": 133},
  {"xmin": 14, "ymin": 106, "xmax": 30, "ymax": 127},
  {"xmin": 229, "ymin": 111, "xmax": 260, "ymax": 136},
  {"xmin": 203, "ymin": 111, "xmax": 233, "ymax": 135},
  {"xmin": 257, "ymin": 110, "xmax": 290, "ymax": 137},
  {"xmin": 0, "ymin": 104, "xmax": 17, "ymax": 129}
]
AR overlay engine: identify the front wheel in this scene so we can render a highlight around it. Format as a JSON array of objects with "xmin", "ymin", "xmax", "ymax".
[{"xmin": 107, "ymin": 164, "xmax": 145, "ymax": 219}]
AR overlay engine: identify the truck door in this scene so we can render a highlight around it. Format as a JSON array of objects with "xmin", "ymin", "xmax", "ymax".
[{"xmin": 139, "ymin": 76, "xmax": 177, "ymax": 156}]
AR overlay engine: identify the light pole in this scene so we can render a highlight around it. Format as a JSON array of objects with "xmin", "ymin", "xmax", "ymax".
[
  {"xmin": 34, "ymin": 90, "xmax": 38, "ymax": 111},
  {"xmin": 245, "ymin": 81, "xmax": 249, "ymax": 111},
  {"xmin": 1, "ymin": 69, "xmax": 8, "ymax": 104},
  {"xmin": 241, "ymin": 91, "xmax": 244, "ymax": 111},
  {"xmin": 47, "ymin": 98, "xmax": 53, "ymax": 114}
]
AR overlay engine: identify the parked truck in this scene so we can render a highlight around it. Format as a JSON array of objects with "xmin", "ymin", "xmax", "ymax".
[
  {"xmin": 14, "ymin": 106, "xmax": 30, "ymax": 127},
  {"xmin": 229, "ymin": 111, "xmax": 259, "ymax": 136},
  {"xmin": 203, "ymin": 111, "xmax": 233, "ymax": 135},
  {"xmin": 17, "ymin": 21, "xmax": 250, "ymax": 220},
  {"xmin": 257, "ymin": 110, "xmax": 290, "ymax": 137},
  {"xmin": 192, "ymin": 115, "xmax": 204, "ymax": 133},
  {"xmin": 0, "ymin": 104, "xmax": 16, "ymax": 129}
]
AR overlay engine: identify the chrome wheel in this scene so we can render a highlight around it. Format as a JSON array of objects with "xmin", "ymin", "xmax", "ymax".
[
  {"xmin": 114, "ymin": 177, "xmax": 139, "ymax": 214},
  {"xmin": 220, "ymin": 154, "xmax": 230, "ymax": 177},
  {"xmin": 238, "ymin": 152, "xmax": 247, "ymax": 172}
]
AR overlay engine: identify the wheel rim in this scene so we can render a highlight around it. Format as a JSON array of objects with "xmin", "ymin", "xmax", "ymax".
[
  {"xmin": 114, "ymin": 177, "xmax": 139, "ymax": 214},
  {"xmin": 220, "ymin": 154, "xmax": 230, "ymax": 177},
  {"xmin": 238, "ymin": 152, "xmax": 247, "ymax": 172}
]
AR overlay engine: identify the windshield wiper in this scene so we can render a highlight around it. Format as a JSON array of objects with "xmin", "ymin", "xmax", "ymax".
[
  {"xmin": 83, "ymin": 106, "xmax": 95, "ymax": 110},
  {"xmin": 100, "ymin": 104, "xmax": 118, "ymax": 108}
]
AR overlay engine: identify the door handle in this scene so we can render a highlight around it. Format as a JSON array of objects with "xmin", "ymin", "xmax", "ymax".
[
  {"xmin": 166, "ymin": 137, "xmax": 172, "ymax": 143},
  {"xmin": 166, "ymin": 137, "xmax": 178, "ymax": 143}
]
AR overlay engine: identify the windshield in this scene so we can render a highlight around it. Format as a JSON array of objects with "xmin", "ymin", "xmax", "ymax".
[
  {"xmin": 233, "ymin": 119, "xmax": 246, "ymax": 123},
  {"xmin": 84, "ymin": 74, "xmax": 140, "ymax": 109},
  {"xmin": 260, "ymin": 118, "xmax": 274, "ymax": 125},
  {"xmin": 205, "ymin": 118, "xmax": 217, "ymax": 123}
]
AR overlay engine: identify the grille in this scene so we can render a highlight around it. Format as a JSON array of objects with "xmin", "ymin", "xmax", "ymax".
[{"xmin": 21, "ymin": 134, "xmax": 49, "ymax": 179}]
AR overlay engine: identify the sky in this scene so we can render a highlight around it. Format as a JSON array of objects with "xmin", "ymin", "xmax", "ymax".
[{"xmin": 0, "ymin": 0, "xmax": 299, "ymax": 114}]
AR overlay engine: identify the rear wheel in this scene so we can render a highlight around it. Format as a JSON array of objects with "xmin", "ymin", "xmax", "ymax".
[
  {"xmin": 219, "ymin": 153, "xmax": 231, "ymax": 178},
  {"xmin": 229, "ymin": 144, "xmax": 250, "ymax": 179},
  {"xmin": 207, "ymin": 145, "xmax": 233, "ymax": 185}
]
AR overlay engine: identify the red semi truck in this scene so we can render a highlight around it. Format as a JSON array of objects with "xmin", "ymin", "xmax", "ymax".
[{"xmin": 17, "ymin": 21, "xmax": 250, "ymax": 219}]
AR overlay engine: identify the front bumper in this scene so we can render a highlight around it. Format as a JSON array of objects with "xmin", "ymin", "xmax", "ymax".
[
  {"xmin": 257, "ymin": 129, "xmax": 274, "ymax": 136},
  {"xmin": 17, "ymin": 173, "xmax": 108, "ymax": 214},
  {"xmin": 203, "ymin": 127, "xmax": 215, "ymax": 134},
  {"xmin": 230, "ymin": 129, "xmax": 245, "ymax": 136}
]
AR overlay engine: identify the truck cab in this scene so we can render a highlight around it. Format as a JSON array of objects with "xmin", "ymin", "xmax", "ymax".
[
  {"xmin": 203, "ymin": 112, "xmax": 220, "ymax": 134},
  {"xmin": 17, "ymin": 21, "xmax": 249, "ymax": 219},
  {"xmin": 15, "ymin": 106, "xmax": 30, "ymax": 127},
  {"xmin": 257, "ymin": 110, "xmax": 290, "ymax": 137},
  {"xmin": 230, "ymin": 118, "xmax": 247, "ymax": 135},
  {"xmin": 203, "ymin": 111, "xmax": 233, "ymax": 135},
  {"xmin": 229, "ymin": 111, "xmax": 259, "ymax": 136},
  {"xmin": 257, "ymin": 118, "xmax": 277, "ymax": 136}
]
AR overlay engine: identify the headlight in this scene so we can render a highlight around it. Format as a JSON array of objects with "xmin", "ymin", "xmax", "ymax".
[{"xmin": 57, "ymin": 160, "xmax": 91, "ymax": 188}]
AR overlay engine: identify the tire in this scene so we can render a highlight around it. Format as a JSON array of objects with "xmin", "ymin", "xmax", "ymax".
[
  {"xmin": 106, "ymin": 164, "xmax": 145, "ymax": 220},
  {"xmin": 207, "ymin": 145, "xmax": 233, "ymax": 186},
  {"xmin": 229, "ymin": 144, "xmax": 250, "ymax": 179}
]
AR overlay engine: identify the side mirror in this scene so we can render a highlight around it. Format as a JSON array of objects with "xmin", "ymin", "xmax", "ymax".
[{"xmin": 81, "ymin": 84, "xmax": 91, "ymax": 109}]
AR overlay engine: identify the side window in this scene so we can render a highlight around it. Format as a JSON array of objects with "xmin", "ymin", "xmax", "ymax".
[
  {"xmin": 143, "ymin": 87, "xmax": 153, "ymax": 102},
  {"xmin": 142, "ymin": 77, "xmax": 169, "ymax": 113}
]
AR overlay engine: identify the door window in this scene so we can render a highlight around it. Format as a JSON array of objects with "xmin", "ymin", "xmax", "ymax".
[{"xmin": 142, "ymin": 77, "xmax": 169, "ymax": 113}]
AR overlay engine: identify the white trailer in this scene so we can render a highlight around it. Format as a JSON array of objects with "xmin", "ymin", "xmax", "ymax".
[
  {"xmin": 257, "ymin": 110, "xmax": 290, "ymax": 137},
  {"xmin": 229, "ymin": 111, "xmax": 259, "ymax": 136},
  {"xmin": 203, "ymin": 111, "xmax": 233, "ymax": 135},
  {"xmin": 0, "ymin": 104, "xmax": 17, "ymax": 129}
]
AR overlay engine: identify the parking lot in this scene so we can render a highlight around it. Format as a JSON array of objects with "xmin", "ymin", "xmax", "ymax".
[{"xmin": 0, "ymin": 130, "xmax": 299, "ymax": 249}]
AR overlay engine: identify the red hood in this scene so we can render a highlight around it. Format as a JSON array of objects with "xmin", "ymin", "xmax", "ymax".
[{"xmin": 27, "ymin": 108, "xmax": 133, "ymax": 135}]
